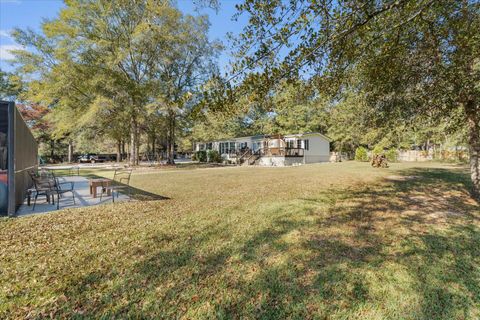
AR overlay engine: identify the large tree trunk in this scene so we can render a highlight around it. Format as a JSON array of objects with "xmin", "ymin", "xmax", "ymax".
[{"xmin": 466, "ymin": 104, "xmax": 480, "ymax": 199}]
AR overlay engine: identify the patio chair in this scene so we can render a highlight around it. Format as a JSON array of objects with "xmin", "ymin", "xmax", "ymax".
[
  {"xmin": 29, "ymin": 172, "xmax": 55, "ymax": 211},
  {"xmin": 30, "ymin": 170, "xmax": 76, "ymax": 210},
  {"xmin": 49, "ymin": 171, "xmax": 76, "ymax": 210},
  {"xmin": 99, "ymin": 169, "xmax": 132, "ymax": 203}
]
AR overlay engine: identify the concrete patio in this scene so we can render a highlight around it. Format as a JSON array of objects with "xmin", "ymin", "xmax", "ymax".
[{"xmin": 16, "ymin": 175, "xmax": 130, "ymax": 216}]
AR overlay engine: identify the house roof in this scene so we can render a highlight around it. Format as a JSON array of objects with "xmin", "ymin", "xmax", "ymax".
[
  {"xmin": 196, "ymin": 132, "xmax": 331, "ymax": 144},
  {"xmin": 284, "ymin": 132, "xmax": 332, "ymax": 141}
]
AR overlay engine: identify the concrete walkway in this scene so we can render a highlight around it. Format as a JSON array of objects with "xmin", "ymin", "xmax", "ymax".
[{"xmin": 17, "ymin": 176, "xmax": 129, "ymax": 216}]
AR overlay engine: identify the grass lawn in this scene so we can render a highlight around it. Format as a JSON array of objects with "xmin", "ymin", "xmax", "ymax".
[{"xmin": 1, "ymin": 161, "xmax": 479, "ymax": 319}]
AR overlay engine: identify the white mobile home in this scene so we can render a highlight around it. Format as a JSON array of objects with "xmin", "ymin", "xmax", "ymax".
[{"xmin": 194, "ymin": 133, "xmax": 331, "ymax": 166}]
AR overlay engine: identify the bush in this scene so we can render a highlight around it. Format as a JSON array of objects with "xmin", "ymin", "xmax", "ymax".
[
  {"xmin": 385, "ymin": 148, "xmax": 398, "ymax": 162},
  {"xmin": 207, "ymin": 150, "xmax": 222, "ymax": 163},
  {"xmin": 355, "ymin": 147, "xmax": 369, "ymax": 162},
  {"xmin": 372, "ymin": 145, "xmax": 384, "ymax": 156},
  {"xmin": 195, "ymin": 150, "xmax": 207, "ymax": 162}
]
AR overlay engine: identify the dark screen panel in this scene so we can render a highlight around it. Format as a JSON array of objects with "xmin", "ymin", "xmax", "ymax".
[
  {"xmin": 0, "ymin": 102, "xmax": 8, "ymax": 214},
  {"xmin": 13, "ymin": 105, "xmax": 38, "ymax": 213}
]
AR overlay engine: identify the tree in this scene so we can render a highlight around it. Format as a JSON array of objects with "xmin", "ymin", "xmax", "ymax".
[
  {"xmin": 0, "ymin": 69, "xmax": 22, "ymax": 101},
  {"xmin": 272, "ymin": 80, "xmax": 328, "ymax": 134},
  {"xmin": 150, "ymin": 13, "xmax": 221, "ymax": 164},
  {"xmin": 233, "ymin": 0, "xmax": 480, "ymax": 197},
  {"xmin": 12, "ymin": 0, "xmax": 219, "ymax": 166}
]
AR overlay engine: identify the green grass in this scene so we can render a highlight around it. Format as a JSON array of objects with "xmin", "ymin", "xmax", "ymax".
[{"xmin": 1, "ymin": 162, "xmax": 479, "ymax": 319}]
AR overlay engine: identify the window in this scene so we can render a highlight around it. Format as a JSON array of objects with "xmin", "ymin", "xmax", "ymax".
[
  {"xmin": 206, "ymin": 143, "xmax": 213, "ymax": 150},
  {"xmin": 286, "ymin": 140, "xmax": 294, "ymax": 149},
  {"xmin": 304, "ymin": 139, "xmax": 309, "ymax": 151},
  {"xmin": 219, "ymin": 142, "xmax": 236, "ymax": 154},
  {"xmin": 297, "ymin": 139, "xmax": 302, "ymax": 149}
]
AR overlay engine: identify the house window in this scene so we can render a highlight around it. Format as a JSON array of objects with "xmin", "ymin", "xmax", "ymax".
[
  {"xmin": 219, "ymin": 142, "xmax": 226, "ymax": 154},
  {"xmin": 287, "ymin": 140, "xmax": 294, "ymax": 149},
  {"xmin": 206, "ymin": 143, "xmax": 213, "ymax": 150},
  {"xmin": 297, "ymin": 139, "xmax": 302, "ymax": 149},
  {"xmin": 304, "ymin": 139, "xmax": 309, "ymax": 151}
]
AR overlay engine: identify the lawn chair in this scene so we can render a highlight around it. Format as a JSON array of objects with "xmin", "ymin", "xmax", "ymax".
[
  {"xmin": 49, "ymin": 171, "xmax": 76, "ymax": 210},
  {"xmin": 99, "ymin": 169, "xmax": 132, "ymax": 203},
  {"xmin": 29, "ymin": 171, "xmax": 55, "ymax": 211}
]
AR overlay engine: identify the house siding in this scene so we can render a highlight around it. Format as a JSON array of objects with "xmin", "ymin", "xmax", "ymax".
[
  {"xmin": 195, "ymin": 133, "xmax": 331, "ymax": 166},
  {"xmin": 303, "ymin": 135, "xmax": 330, "ymax": 163}
]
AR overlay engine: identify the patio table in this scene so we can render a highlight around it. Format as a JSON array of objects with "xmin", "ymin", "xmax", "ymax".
[{"xmin": 89, "ymin": 178, "xmax": 112, "ymax": 198}]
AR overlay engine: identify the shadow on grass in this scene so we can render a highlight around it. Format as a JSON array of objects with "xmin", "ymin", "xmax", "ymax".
[
  {"xmin": 56, "ymin": 166, "xmax": 479, "ymax": 319},
  {"xmin": 78, "ymin": 171, "xmax": 170, "ymax": 202}
]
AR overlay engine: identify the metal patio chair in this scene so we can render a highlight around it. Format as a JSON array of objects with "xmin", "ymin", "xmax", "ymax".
[
  {"xmin": 49, "ymin": 171, "xmax": 76, "ymax": 210},
  {"xmin": 99, "ymin": 168, "xmax": 132, "ymax": 203},
  {"xmin": 30, "ymin": 172, "xmax": 56, "ymax": 211}
]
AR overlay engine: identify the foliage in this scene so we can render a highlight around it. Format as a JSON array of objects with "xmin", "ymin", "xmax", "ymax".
[
  {"xmin": 207, "ymin": 150, "xmax": 222, "ymax": 163},
  {"xmin": 0, "ymin": 69, "xmax": 22, "ymax": 101},
  {"xmin": 385, "ymin": 148, "xmax": 398, "ymax": 163},
  {"xmin": 195, "ymin": 150, "xmax": 207, "ymax": 162},
  {"xmin": 232, "ymin": 0, "xmax": 480, "ymax": 197},
  {"xmin": 11, "ymin": 0, "xmax": 220, "ymax": 165},
  {"xmin": 372, "ymin": 145, "xmax": 384, "ymax": 156},
  {"xmin": 354, "ymin": 147, "xmax": 369, "ymax": 162}
]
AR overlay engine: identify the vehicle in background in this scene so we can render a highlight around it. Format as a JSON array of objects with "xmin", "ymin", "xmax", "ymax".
[{"xmin": 77, "ymin": 154, "xmax": 104, "ymax": 163}]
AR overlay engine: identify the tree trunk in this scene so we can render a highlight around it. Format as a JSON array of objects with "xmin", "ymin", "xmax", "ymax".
[
  {"xmin": 466, "ymin": 104, "xmax": 480, "ymax": 199},
  {"xmin": 152, "ymin": 136, "xmax": 156, "ymax": 159},
  {"xmin": 50, "ymin": 140, "xmax": 55, "ymax": 163},
  {"xmin": 67, "ymin": 140, "xmax": 73, "ymax": 163},
  {"xmin": 136, "ymin": 141, "xmax": 140, "ymax": 165},
  {"xmin": 121, "ymin": 140, "xmax": 125, "ymax": 161},
  {"xmin": 129, "ymin": 119, "xmax": 138, "ymax": 166},
  {"xmin": 166, "ymin": 112, "xmax": 176, "ymax": 165},
  {"xmin": 116, "ymin": 140, "xmax": 121, "ymax": 163}
]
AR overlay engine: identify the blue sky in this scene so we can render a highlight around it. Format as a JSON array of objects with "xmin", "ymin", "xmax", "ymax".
[{"xmin": 0, "ymin": 0, "xmax": 247, "ymax": 72}]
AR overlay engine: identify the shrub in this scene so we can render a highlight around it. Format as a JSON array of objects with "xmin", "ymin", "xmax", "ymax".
[
  {"xmin": 385, "ymin": 148, "xmax": 398, "ymax": 162},
  {"xmin": 355, "ymin": 147, "xmax": 369, "ymax": 162},
  {"xmin": 372, "ymin": 145, "xmax": 384, "ymax": 156},
  {"xmin": 195, "ymin": 150, "xmax": 207, "ymax": 162},
  {"xmin": 207, "ymin": 150, "xmax": 222, "ymax": 163}
]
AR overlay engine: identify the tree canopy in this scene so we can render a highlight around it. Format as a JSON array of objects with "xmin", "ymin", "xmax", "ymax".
[{"xmin": 228, "ymin": 0, "xmax": 480, "ymax": 196}]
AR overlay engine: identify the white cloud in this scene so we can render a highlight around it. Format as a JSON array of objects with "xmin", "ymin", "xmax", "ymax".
[
  {"xmin": 0, "ymin": 44, "xmax": 23, "ymax": 60},
  {"xmin": 0, "ymin": 30, "xmax": 12, "ymax": 39}
]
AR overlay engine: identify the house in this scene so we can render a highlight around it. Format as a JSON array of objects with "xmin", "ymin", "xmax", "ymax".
[{"xmin": 194, "ymin": 133, "xmax": 331, "ymax": 166}]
